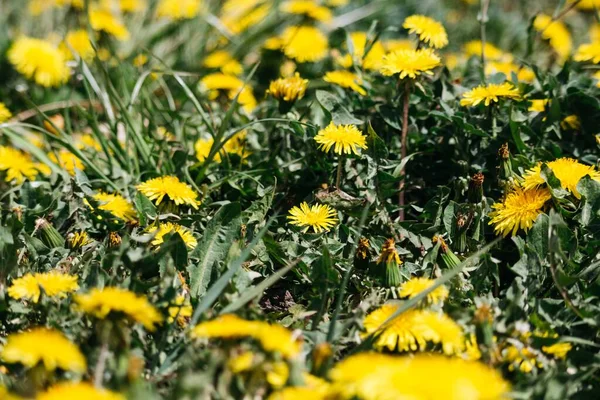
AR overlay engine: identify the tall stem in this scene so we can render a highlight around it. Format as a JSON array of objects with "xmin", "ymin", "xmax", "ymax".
[
  {"xmin": 399, "ymin": 81, "xmax": 410, "ymax": 221},
  {"xmin": 335, "ymin": 155, "xmax": 343, "ymax": 190},
  {"xmin": 479, "ymin": 0, "xmax": 490, "ymax": 83}
]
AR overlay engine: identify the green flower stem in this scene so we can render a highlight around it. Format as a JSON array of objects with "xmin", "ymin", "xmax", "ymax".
[
  {"xmin": 399, "ymin": 80, "xmax": 411, "ymax": 221},
  {"xmin": 335, "ymin": 155, "xmax": 344, "ymax": 190}
]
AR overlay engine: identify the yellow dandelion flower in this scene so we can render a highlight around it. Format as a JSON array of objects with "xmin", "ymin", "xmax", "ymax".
[
  {"xmin": 281, "ymin": 0, "xmax": 332, "ymax": 21},
  {"xmin": 100, "ymin": 0, "xmax": 147, "ymax": 13},
  {"xmin": 76, "ymin": 134, "xmax": 103, "ymax": 151},
  {"xmin": 383, "ymin": 38, "xmax": 414, "ymax": 52},
  {"xmin": 37, "ymin": 382, "xmax": 124, "ymax": 400},
  {"xmin": 463, "ymin": 333, "xmax": 482, "ymax": 361},
  {"xmin": 0, "ymin": 386, "xmax": 23, "ymax": 400},
  {"xmin": 460, "ymin": 82, "xmax": 521, "ymax": 107},
  {"xmin": 542, "ymin": 342, "xmax": 572, "ymax": 359},
  {"xmin": 0, "ymin": 102, "xmax": 12, "ymax": 123},
  {"xmin": 74, "ymin": 287, "xmax": 163, "ymax": 331},
  {"xmin": 561, "ymin": 114, "xmax": 581, "ymax": 131},
  {"xmin": 92, "ymin": 192, "xmax": 137, "ymax": 221},
  {"xmin": 136, "ymin": 176, "xmax": 200, "ymax": 209},
  {"xmin": 485, "ymin": 60, "xmax": 535, "ymax": 82},
  {"xmin": 89, "ymin": 9, "xmax": 130, "ymax": 41},
  {"xmin": 529, "ymin": 99, "xmax": 549, "ymax": 113},
  {"xmin": 221, "ymin": 2, "xmax": 271, "ymax": 34},
  {"xmin": 488, "ymin": 187, "xmax": 551, "ymax": 237},
  {"xmin": 203, "ymin": 50, "xmax": 243, "ymax": 75},
  {"xmin": 68, "ymin": 231, "xmax": 92, "ymax": 249},
  {"xmin": 195, "ymin": 137, "xmax": 218, "ymax": 163},
  {"xmin": 376, "ymin": 238, "xmax": 401, "ymax": 265},
  {"xmin": 268, "ymin": 387, "xmax": 329, "ymax": 400},
  {"xmin": 191, "ymin": 314, "xmax": 301, "ymax": 359},
  {"xmin": 267, "ymin": 73, "xmax": 309, "ymax": 103},
  {"xmin": 278, "ymin": 26, "xmax": 328, "ymax": 63},
  {"xmin": 521, "ymin": 157, "xmax": 600, "ymax": 199},
  {"xmin": 266, "ymin": 361, "xmax": 289, "ymax": 388},
  {"xmin": 398, "ymin": 277, "xmax": 449, "ymax": 304},
  {"xmin": 1, "ymin": 328, "xmax": 86, "ymax": 373},
  {"xmin": 49, "ymin": 150, "xmax": 84, "ymax": 175},
  {"xmin": 168, "ymin": 295, "xmax": 193, "ymax": 326},
  {"xmin": 503, "ymin": 344, "xmax": 541, "ymax": 373},
  {"xmin": 329, "ymin": 352, "xmax": 510, "ymax": 400},
  {"xmin": 8, "ymin": 37, "xmax": 70, "ymax": 87},
  {"xmin": 463, "ymin": 40, "xmax": 511, "ymax": 61},
  {"xmin": 200, "ymin": 73, "xmax": 257, "ymax": 113},
  {"xmin": 133, "ymin": 54, "xmax": 148, "ymax": 67},
  {"xmin": 533, "ymin": 14, "xmax": 572, "ymax": 61},
  {"xmin": 323, "ymin": 70, "xmax": 366, "ymax": 96},
  {"xmin": 157, "ymin": 0, "xmax": 202, "ymax": 20},
  {"xmin": 147, "ymin": 222, "xmax": 198, "ymax": 249},
  {"xmin": 335, "ymin": 32, "xmax": 386, "ymax": 70},
  {"xmin": 29, "ymin": 0, "xmax": 82, "ymax": 15},
  {"xmin": 575, "ymin": 42, "xmax": 600, "ymax": 64},
  {"xmin": 362, "ymin": 304, "xmax": 465, "ymax": 354},
  {"xmin": 287, "ymin": 202, "xmax": 338, "ymax": 233},
  {"xmin": 403, "ymin": 15, "xmax": 448, "ymax": 49},
  {"xmin": 61, "ymin": 30, "xmax": 95, "ymax": 62},
  {"xmin": 380, "ymin": 48, "xmax": 441, "ymax": 79},
  {"xmin": 8, "ymin": 271, "xmax": 79, "ymax": 303},
  {"xmin": 576, "ymin": 0, "xmax": 600, "ymax": 9},
  {"xmin": 0, "ymin": 146, "xmax": 49, "ymax": 184},
  {"xmin": 195, "ymin": 131, "xmax": 248, "ymax": 163},
  {"xmin": 227, "ymin": 351, "xmax": 254, "ymax": 373},
  {"xmin": 314, "ymin": 122, "xmax": 367, "ymax": 155}
]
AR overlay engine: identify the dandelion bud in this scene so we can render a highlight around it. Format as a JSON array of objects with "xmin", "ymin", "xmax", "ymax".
[
  {"xmin": 312, "ymin": 342, "xmax": 333, "ymax": 371},
  {"xmin": 36, "ymin": 218, "xmax": 65, "ymax": 248},
  {"xmin": 108, "ymin": 232, "xmax": 122, "ymax": 247},
  {"xmin": 432, "ymin": 235, "xmax": 461, "ymax": 269},
  {"xmin": 377, "ymin": 238, "xmax": 403, "ymax": 287},
  {"xmin": 467, "ymin": 172, "xmax": 484, "ymax": 203},
  {"xmin": 355, "ymin": 237, "xmax": 371, "ymax": 260},
  {"xmin": 498, "ymin": 143, "xmax": 513, "ymax": 179},
  {"xmin": 267, "ymin": 73, "xmax": 308, "ymax": 113}
]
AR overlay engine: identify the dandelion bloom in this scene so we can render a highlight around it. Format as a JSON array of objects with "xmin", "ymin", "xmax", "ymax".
[
  {"xmin": 37, "ymin": 382, "xmax": 124, "ymax": 400},
  {"xmin": 267, "ymin": 73, "xmax": 309, "ymax": 103},
  {"xmin": 68, "ymin": 231, "xmax": 92, "ymax": 249},
  {"xmin": 380, "ymin": 48, "xmax": 441, "ymax": 79},
  {"xmin": 191, "ymin": 314, "xmax": 301, "ymax": 359},
  {"xmin": 92, "ymin": 191, "xmax": 137, "ymax": 221},
  {"xmin": 168, "ymin": 296, "xmax": 193, "ymax": 326},
  {"xmin": 398, "ymin": 277, "xmax": 449, "ymax": 305},
  {"xmin": 137, "ymin": 176, "xmax": 200, "ymax": 209},
  {"xmin": 521, "ymin": 158, "xmax": 600, "ymax": 199},
  {"xmin": 574, "ymin": 42, "xmax": 600, "ymax": 64},
  {"xmin": 100, "ymin": 0, "xmax": 147, "ymax": 13},
  {"xmin": 328, "ymin": 353, "xmax": 510, "ymax": 400},
  {"xmin": 335, "ymin": 32, "xmax": 386, "ymax": 70},
  {"xmin": 485, "ymin": 60, "xmax": 535, "ymax": 83},
  {"xmin": 529, "ymin": 99, "xmax": 549, "ymax": 113},
  {"xmin": 61, "ymin": 30, "xmax": 94, "ymax": 61},
  {"xmin": 156, "ymin": 0, "xmax": 202, "ymax": 20},
  {"xmin": 460, "ymin": 82, "xmax": 521, "ymax": 107},
  {"xmin": 1, "ymin": 328, "xmax": 86, "ymax": 373},
  {"xmin": 503, "ymin": 344, "xmax": 541, "ymax": 373},
  {"xmin": 403, "ymin": 15, "xmax": 448, "ymax": 49},
  {"xmin": 561, "ymin": 114, "xmax": 581, "ymax": 131},
  {"xmin": 8, "ymin": 37, "xmax": 70, "ymax": 87},
  {"xmin": 89, "ymin": 9, "xmax": 130, "ymax": 41},
  {"xmin": 8, "ymin": 272, "xmax": 79, "ymax": 303},
  {"xmin": 542, "ymin": 342, "xmax": 572, "ymax": 359},
  {"xmin": 533, "ymin": 14, "xmax": 572, "ymax": 61},
  {"xmin": 75, "ymin": 287, "xmax": 163, "ymax": 331},
  {"xmin": 203, "ymin": 50, "xmax": 243, "ymax": 75},
  {"xmin": 463, "ymin": 40, "xmax": 510, "ymax": 61},
  {"xmin": 48, "ymin": 149, "xmax": 84, "ymax": 175},
  {"xmin": 221, "ymin": 0, "xmax": 271, "ymax": 34},
  {"xmin": 0, "ymin": 146, "xmax": 49, "ymax": 184},
  {"xmin": 314, "ymin": 122, "xmax": 367, "ymax": 155},
  {"xmin": 488, "ymin": 187, "xmax": 551, "ymax": 237},
  {"xmin": 362, "ymin": 303, "xmax": 465, "ymax": 354},
  {"xmin": 0, "ymin": 102, "xmax": 12, "ymax": 123},
  {"xmin": 200, "ymin": 72, "xmax": 257, "ymax": 113},
  {"xmin": 147, "ymin": 222, "xmax": 198, "ymax": 249},
  {"xmin": 323, "ymin": 70, "xmax": 366, "ymax": 96},
  {"xmin": 281, "ymin": 0, "xmax": 332, "ymax": 21},
  {"xmin": 278, "ymin": 26, "xmax": 329, "ymax": 63},
  {"xmin": 287, "ymin": 202, "xmax": 338, "ymax": 233}
]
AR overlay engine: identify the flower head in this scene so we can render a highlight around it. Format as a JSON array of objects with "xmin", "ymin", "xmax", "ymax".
[
  {"xmin": 575, "ymin": 42, "xmax": 600, "ymax": 64},
  {"xmin": 529, "ymin": 99, "xmax": 549, "ymax": 113},
  {"xmin": 463, "ymin": 40, "xmax": 510, "ymax": 61},
  {"xmin": 267, "ymin": 73, "xmax": 308, "ymax": 103},
  {"xmin": 314, "ymin": 122, "xmax": 367, "ymax": 155},
  {"xmin": 488, "ymin": 187, "xmax": 551, "ymax": 237},
  {"xmin": 147, "ymin": 222, "xmax": 198, "ymax": 249},
  {"xmin": 37, "ymin": 382, "xmax": 124, "ymax": 400},
  {"xmin": 521, "ymin": 158, "xmax": 600, "ymax": 199},
  {"xmin": 89, "ymin": 9, "xmax": 130, "ymax": 41},
  {"xmin": 403, "ymin": 15, "xmax": 448, "ymax": 49},
  {"xmin": 460, "ymin": 82, "xmax": 521, "ymax": 107},
  {"xmin": 0, "ymin": 146, "xmax": 49, "ymax": 184},
  {"xmin": 561, "ymin": 114, "xmax": 581, "ymax": 131},
  {"xmin": 68, "ymin": 231, "xmax": 92, "ymax": 249},
  {"xmin": 221, "ymin": 0, "xmax": 270, "ymax": 34},
  {"xmin": 75, "ymin": 287, "xmax": 163, "ymax": 331},
  {"xmin": 335, "ymin": 32, "xmax": 386, "ymax": 70},
  {"xmin": 329, "ymin": 353, "xmax": 510, "ymax": 400},
  {"xmin": 362, "ymin": 304, "xmax": 465, "ymax": 354},
  {"xmin": 533, "ymin": 14, "xmax": 572, "ymax": 61},
  {"xmin": 8, "ymin": 272, "xmax": 79, "ymax": 303},
  {"xmin": 277, "ymin": 26, "xmax": 329, "ymax": 63},
  {"xmin": 377, "ymin": 238, "xmax": 401, "ymax": 265},
  {"xmin": 157, "ymin": 0, "xmax": 202, "ymax": 20},
  {"xmin": 92, "ymin": 192, "xmax": 137, "ymax": 221},
  {"xmin": 398, "ymin": 277, "xmax": 449, "ymax": 305},
  {"xmin": 137, "ymin": 176, "xmax": 200, "ymax": 209},
  {"xmin": 191, "ymin": 314, "xmax": 301, "ymax": 359},
  {"xmin": 203, "ymin": 50, "xmax": 243, "ymax": 75},
  {"xmin": 380, "ymin": 48, "xmax": 441, "ymax": 79},
  {"xmin": 49, "ymin": 150, "xmax": 84, "ymax": 175},
  {"xmin": 281, "ymin": 0, "xmax": 332, "ymax": 21},
  {"xmin": 1, "ymin": 328, "xmax": 86, "ymax": 373},
  {"xmin": 503, "ymin": 344, "xmax": 541, "ymax": 373},
  {"xmin": 100, "ymin": 0, "xmax": 147, "ymax": 13},
  {"xmin": 200, "ymin": 73, "xmax": 257, "ymax": 113},
  {"xmin": 542, "ymin": 342, "xmax": 572, "ymax": 359},
  {"xmin": 61, "ymin": 30, "xmax": 94, "ymax": 61},
  {"xmin": 168, "ymin": 296, "xmax": 193, "ymax": 326},
  {"xmin": 287, "ymin": 202, "xmax": 338, "ymax": 233},
  {"xmin": 323, "ymin": 70, "xmax": 366, "ymax": 96},
  {"xmin": 8, "ymin": 37, "xmax": 70, "ymax": 87},
  {"xmin": 485, "ymin": 60, "xmax": 535, "ymax": 82},
  {"xmin": 0, "ymin": 102, "xmax": 12, "ymax": 123}
]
